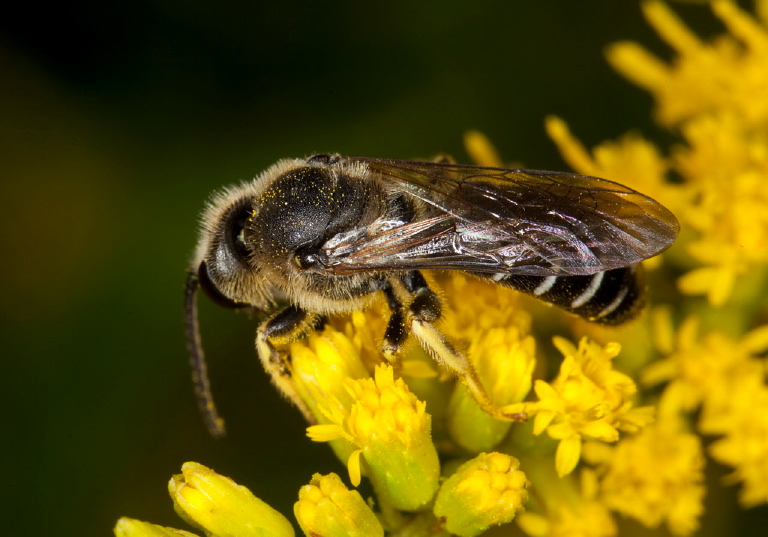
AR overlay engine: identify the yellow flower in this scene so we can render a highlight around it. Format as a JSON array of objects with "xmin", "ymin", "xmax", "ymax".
[
  {"xmin": 583, "ymin": 423, "xmax": 705, "ymax": 536},
  {"xmin": 608, "ymin": 0, "xmax": 768, "ymax": 128},
  {"xmin": 642, "ymin": 315, "xmax": 768, "ymax": 418},
  {"xmin": 439, "ymin": 273, "xmax": 536, "ymax": 452},
  {"xmin": 294, "ymin": 473, "xmax": 383, "ymax": 537},
  {"xmin": 605, "ymin": 0, "xmax": 768, "ymax": 306},
  {"xmin": 542, "ymin": 12, "xmax": 768, "ymax": 517},
  {"xmin": 433, "ymin": 452, "xmax": 529, "ymax": 537},
  {"xmin": 439, "ymin": 272, "xmax": 530, "ymax": 342},
  {"xmin": 291, "ymin": 326, "xmax": 371, "ymax": 417},
  {"xmin": 448, "ymin": 325, "xmax": 536, "ymax": 452},
  {"xmin": 290, "ymin": 324, "xmax": 372, "ymax": 465},
  {"xmin": 306, "ymin": 364, "xmax": 440, "ymax": 511},
  {"xmin": 671, "ymin": 109, "xmax": 768, "ymax": 305},
  {"xmin": 528, "ymin": 337, "xmax": 654, "ymax": 477},
  {"xmin": 516, "ymin": 468, "xmax": 616, "ymax": 537},
  {"xmin": 339, "ymin": 306, "xmax": 390, "ymax": 371},
  {"xmin": 704, "ymin": 374, "xmax": 768, "ymax": 506}
]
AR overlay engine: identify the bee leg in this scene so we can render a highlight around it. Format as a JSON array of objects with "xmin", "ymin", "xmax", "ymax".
[
  {"xmin": 402, "ymin": 271, "xmax": 441, "ymax": 321},
  {"xmin": 256, "ymin": 305, "xmax": 319, "ymax": 423},
  {"xmin": 312, "ymin": 315, "xmax": 329, "ymax": 331},
  {"xmin": 380, "ymin": 282, "xmax": 408, "ymax": 371},
  {"xmin": 381, "ymin": 272, "xmax": 442, "ymax": 361},
  {"xmin": 402, "ymin": 271, "xmax": 522, "ymax": 422}
]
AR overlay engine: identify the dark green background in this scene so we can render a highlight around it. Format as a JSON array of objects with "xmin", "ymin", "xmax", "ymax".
[{"xmin": 3, "ymin": 1, "xmax": 765, "ymax": 536}]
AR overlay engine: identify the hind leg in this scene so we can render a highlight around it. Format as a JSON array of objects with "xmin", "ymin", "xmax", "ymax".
[{"xmin": 382, "ymin": 271, "xmax": 524, "ymax": 421}]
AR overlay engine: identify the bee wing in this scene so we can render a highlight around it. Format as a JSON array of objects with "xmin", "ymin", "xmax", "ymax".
[{"xmin": 322, "ymin": 157, "xmax": 680, "ymax": 277}]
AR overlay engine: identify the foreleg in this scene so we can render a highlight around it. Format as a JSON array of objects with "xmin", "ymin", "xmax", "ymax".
[{"xmin": 256, "ymin": 305, "xmax": 319, "ymax": 423}]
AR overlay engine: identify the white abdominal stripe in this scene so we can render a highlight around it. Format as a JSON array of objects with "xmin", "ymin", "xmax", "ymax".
[{"xmin": 483, "ymin": 265, "xmax": 643, "ymax": 325}]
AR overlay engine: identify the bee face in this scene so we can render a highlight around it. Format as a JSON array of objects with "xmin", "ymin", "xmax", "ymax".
[
  {"xmin": 186, "ymin": 154, "xmax": 679, "ymax": 436},
  {"xmin": 192, "ymin": 180, "xmax": 271, "ymax": 311}
]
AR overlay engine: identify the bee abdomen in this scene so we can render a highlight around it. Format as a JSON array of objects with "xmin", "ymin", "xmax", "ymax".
[{"xmin": 484, "ymin": 265, "xmax": 645, "ymax": 325}]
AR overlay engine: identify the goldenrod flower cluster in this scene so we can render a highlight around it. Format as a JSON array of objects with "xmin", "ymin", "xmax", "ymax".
[{"xmin": 116, "ymin": 2, "xmax": 768, "ymax": 536}]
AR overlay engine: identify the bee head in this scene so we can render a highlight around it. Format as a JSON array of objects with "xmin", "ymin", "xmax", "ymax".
[{"xmin": 183, "ymin": 187, "xmax": 271, "ymax": 438}]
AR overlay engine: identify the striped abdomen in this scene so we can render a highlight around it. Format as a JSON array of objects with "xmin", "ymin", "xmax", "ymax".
[{"xmin": 480, "ymin": 265, "xmax": 645, "ymax": 325}]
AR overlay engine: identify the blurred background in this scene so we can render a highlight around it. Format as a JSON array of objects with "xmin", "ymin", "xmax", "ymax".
[{"xmin": 3, "ymin": 1, "xmax": 765, "ymax": 536}]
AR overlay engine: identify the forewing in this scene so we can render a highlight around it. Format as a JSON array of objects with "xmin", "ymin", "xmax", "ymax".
[{"xmin": 322, "ymin": 157, "xmax": 679, "ymax": 277}]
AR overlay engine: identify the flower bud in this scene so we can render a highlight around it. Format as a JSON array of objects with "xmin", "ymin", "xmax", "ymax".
[
  {"xmin": 294, "ymin": 473, "xmax": 383, "ymax": 537},
  {"xmin": 449, "ymin": 329, "xmax": 535, "ymax": 452},
  {"xmin": 113, "ymin": 517, "xmax": 199, "ymax": 537},
  {"xmin": 434, "ymin": 452, "xmax": 529, "ymax": 537},
  {"xmin": 168, "ymin": 462, "xmax": 294, "ymax": 537}
]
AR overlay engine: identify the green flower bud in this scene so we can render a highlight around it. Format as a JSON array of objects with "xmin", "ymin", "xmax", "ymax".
[
  {"xmin": 434, "ymin": 453, "xmax": 529, "ymax": 537},
  {"xmin": 113, "ymin": 517, "xmax": 199, "ymax": 537},
  {"xmin": 449, "ymin": 329, "xmax": 536, "ymax": 453},
  {"xmin": 294, "ymin": 473, "xmax": 383, "ymax": 537},
  {"xmin": 168, "ymin": 462, "xmax": 294, "ymax": 537}
]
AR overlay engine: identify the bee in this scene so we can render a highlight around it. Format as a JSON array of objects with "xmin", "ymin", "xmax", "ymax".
[{"xmin": 185, "ymin": 154, "xmax": 679, "ymax": 436}]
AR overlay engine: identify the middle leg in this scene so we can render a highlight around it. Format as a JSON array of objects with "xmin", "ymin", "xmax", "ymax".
[{"xmin": 383, "ymin": 271, "xmax": 524, "ymax": 422}]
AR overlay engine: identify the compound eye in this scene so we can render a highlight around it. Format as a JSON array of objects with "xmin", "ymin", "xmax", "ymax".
[
  {"xmin": 197, "ymin": 261, "xmax": 246, "ymax": 309},
  {"xmin": 228, "ymin": 206, "xmax": 252, "ymax": 261}
]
